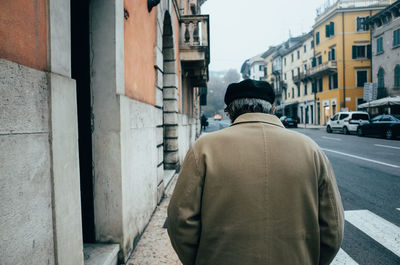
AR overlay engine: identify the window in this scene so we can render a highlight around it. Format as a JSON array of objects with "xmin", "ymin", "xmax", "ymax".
[
  {"xmin": 332, "ymin": 114, "xmax": 339, "ymax": 121},
  {"xmin": 317, "ymin": 55, "xmax": 322, "ymax": 65},
  {"xmin": 318, "ymin": 78, "xmax": 323, "ymax": 92},
  {"xmin": 312, "ymin": 57, "xmax": 316, "ymax": 67},
  {"xmin": 393, "ymin": 28, "xmax": 400, "ymax": 47},
  {"xmin": 312, "ymin": 81, "xmax": 317, "ymax": 93},
  {"xmin": 316, "ymin": 32, "xmax": 320, "ymax": 45},
  {"xmin": 259, "ymin": 65, "xmax": 264, "ymax": 71},
  {"xmin": 297, "ymin": 50, "xmax": 300, "ymax": 59},
  {"xmin": 339, "ymin": 114, "xmax": 349, "ymax": 120},
  {"xmin": 395, "ymin": 64, "xmax": 400, "ymax": 87},
  {"xmin": 292, "ymin": 87, "xmax": 294, "ymax": 98},
  {"xmin": 329, "ymin": 73, "xmax": 338, "ymax": 89},
  {"xmin": 356, "ymin": 17, "xmax": 369, "ymax": 32},
  {"xmin": 304, "ymin": 45, "xmax": 307, "ymax": 53},
  {"xmin": 326, "ymin": 22, "xmax": 335, "ymax": 37},
  {"xmin": 284, "ymin": 58, "xmax": 287, "ymax": 66},
  {"xmin": 357, "ymin": 70, "xmax": 367, "ymax": 87},
  {"xmin": 328, "ymin": 48, "xmax": 336, "ymax": 61},
  {"xmin": 291, "ymin": 70, "xmax": 294, "ymax": 79},
  {"xmin": 291, "ymin": 54, "xmax": 294, "ymax": 62},
  {"xmin": 377, "ymin": 37, "xmax": 383, "ymax": 54},
  {"xmin": 304, "ymin": 64, "xmax": 307, "ymax": 71},
  {"xmin": 377, "ymin": 67, "xmax": 385, "ymax": 89},
  {"xmin": 352, "ymin": 45, "xmax": 371, "ymax": 59},
  {"xmin": 284, "ymin": 73, "xmax": 287, "ymax": 80},
  {"xmin": 304, "ymin": 84, "xmax": 308, "ymax": 95},
  {"xmin": 311, "ymin": 40, "xmax": 314, "ymax": 48},
  {"xmin": 297, "ymin": 86, "xmax": 300, "ymax": 97}
]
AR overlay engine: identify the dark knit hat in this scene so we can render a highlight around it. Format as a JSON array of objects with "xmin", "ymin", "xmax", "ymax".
[{"xmin": 224, "ymin": 79, "xmax": 275, "ymax": 106}]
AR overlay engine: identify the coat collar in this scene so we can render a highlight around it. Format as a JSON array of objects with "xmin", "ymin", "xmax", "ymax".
[{"xmin": 231, "ymin": 113, "xmax": 284, "ymax": 128}]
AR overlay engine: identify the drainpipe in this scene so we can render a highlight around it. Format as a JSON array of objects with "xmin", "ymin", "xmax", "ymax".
[
  {"xmin": 369, "ymin": 10, "xmax": 373, "ymax": 99},
  {"xmin": 342, "ymin": 12, "xmax": 346, "ymax": 109}
]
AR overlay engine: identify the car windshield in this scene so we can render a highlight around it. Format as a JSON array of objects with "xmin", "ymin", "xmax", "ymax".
[
  {"xmin": 352, "ymin": 114, "xmax": 369, "ymax": 120},
  {"xmin": 392, "ymin": 114, "xmax": 400, "ymax": 121}
]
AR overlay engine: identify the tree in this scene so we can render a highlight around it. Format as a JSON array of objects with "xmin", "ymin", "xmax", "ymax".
[{"xmin": 202, "ymin": 69, "xmax": 240, "ymax": 117}]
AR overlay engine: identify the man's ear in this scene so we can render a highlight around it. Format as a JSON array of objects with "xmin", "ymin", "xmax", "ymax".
[{"xmin": 270, "ymin": 106, "xmax": 275, "ymax": 114}]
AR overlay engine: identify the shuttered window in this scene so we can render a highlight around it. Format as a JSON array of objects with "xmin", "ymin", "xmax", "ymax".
[
  {"xmin": 393, "ymin": 28, "xmax": 400, "ymax": 47},
  {"xmin": 357, "ymin": 70, "xmax": 367, "ymax": 87},
  {"xmin": 395, "ymin": 65, "xmax": 400, "ymax": 87},
  {"xmin": 377, "ymin": 37, "xmax": 383, "ymax": 54}
]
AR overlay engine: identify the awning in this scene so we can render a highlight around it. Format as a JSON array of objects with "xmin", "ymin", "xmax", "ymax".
[{"xmin": 358, "ymin": 96, "xmax": 400, "ymax": 108}]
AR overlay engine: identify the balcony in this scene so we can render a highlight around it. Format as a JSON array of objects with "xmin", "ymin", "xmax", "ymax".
[
  {"xmin": 308, "ymin": 61, "xmax": 337, "ymax": 78},
  {"xmin": 180, "ymin": 15, "xmax": 210, "ymax": 86},
  {"xmin": 293, "ymin": 74, "xmax": 301, "ymax": 85}
]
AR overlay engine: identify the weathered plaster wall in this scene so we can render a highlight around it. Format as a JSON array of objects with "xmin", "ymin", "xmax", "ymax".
[
  {"xmin": 0, "ymin": 59, "xmax": 54, "ymax": 265},
  {"xmin": 120, "ymin": 97, "xmax": 161, "ymax": 259},
  {"xmin": 124, "ymin": 0, "xmax": 157, "ymax": 104},
  {"xmin": 0, "ymin": 0, "xmax": 47, "ymax": 70},
  {"xmin": 177, "ymin": 115, "xmax": 197, "ymax": 163}
]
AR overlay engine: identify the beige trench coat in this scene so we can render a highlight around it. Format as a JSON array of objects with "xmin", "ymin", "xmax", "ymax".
[{"xmin": 168, "ymin": 113, "xmax": 344, "ymax": 265}]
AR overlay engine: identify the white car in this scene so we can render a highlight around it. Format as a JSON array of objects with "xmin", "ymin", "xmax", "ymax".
[{"xmin": 326, "ymin": 111, "xmax": 370, "ymax": 135}]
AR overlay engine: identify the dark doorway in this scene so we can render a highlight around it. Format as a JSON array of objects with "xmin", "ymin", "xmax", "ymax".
[{"xmin": 71, "ymin": 0, "xmax": 95, "ymax": 243}]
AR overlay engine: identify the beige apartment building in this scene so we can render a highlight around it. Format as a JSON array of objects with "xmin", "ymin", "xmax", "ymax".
[{"xmin": 281, "ymin": 32, "xmax": 315, "ymax": 124}]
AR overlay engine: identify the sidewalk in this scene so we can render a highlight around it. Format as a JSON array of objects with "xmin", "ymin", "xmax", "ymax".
[
  {"xmin": 126, "ymin": 176, "xmax": 181, "ymax": 265},
  {"xmin": 297, "ymin": 123, "xmax": 325, "ymax": 130}
]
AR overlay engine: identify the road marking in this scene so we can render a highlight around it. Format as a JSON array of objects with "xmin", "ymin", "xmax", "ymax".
[
  {"xmin": 345, "ymin": 210, "xmax": 400, "ymax": 257},
  {"xmin": 331, "ymin": 249, "xmax": 359, "ymax": 265},
  {"xmin": 374, "ymin": 144, "xmax": 400, "ymax": 150},
  {"xmin": 322, "ymin": 136, "xmax": 342, "ymax": 141},
  {"xmin": 322, "ymin": 148, "xmax": 400, "ymax": 169}
]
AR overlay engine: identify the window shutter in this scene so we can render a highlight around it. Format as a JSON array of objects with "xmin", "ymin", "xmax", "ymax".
[
  {"xmin": 329, "ymin": 75, "xmax": 332, "ymax": 89},
  {"xmin": 330, "ymin": 22, "xmax": 335, "ymax": 36},
  {"xmin": 312, "ymin": 57, "xmax": 316, "ymax": 67},
  {"xmin": 326, "ymin": 24, "xmax": 330, "ymax": 38},
  {"xmin": 352, "ymin": 45, "xmax": 357, "ymax": 59},
  {"xmin": 328, "ymin": 51, "xmax": 331, "ymax": 61},
  {"xmin": 367, "ymin": 44, "xmax": 372, "ymax": 59},
  {"xmin": 334, "ymin": 73, "xmax": 338, "ymax": 88},
  {"xmin": 357, "ymin": 17, "xmax": 361, "ymax": 31},
  {"xmin": 332, "ymin": 49, "xmax": 336, "ymax": 60}
]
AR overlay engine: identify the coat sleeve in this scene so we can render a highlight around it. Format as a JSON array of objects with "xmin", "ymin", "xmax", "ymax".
[
  {"xmin": 317, "ymin": 149, "xmax": 344, "ymax": 265},
  {"xmin": 167, "ymin": 148, "xmax": 204, "ymax": 265}
]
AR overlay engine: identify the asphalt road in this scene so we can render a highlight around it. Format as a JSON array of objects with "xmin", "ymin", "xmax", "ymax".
[
  {"xmin": 203, "ymin": 119, "xmax": 400, "ymax": 264},
  {"xmin": 294, "ymin": 128, "xmax": 400, "ymax": 265}
]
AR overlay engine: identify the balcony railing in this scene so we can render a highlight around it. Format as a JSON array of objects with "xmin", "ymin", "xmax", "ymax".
[
  {"xmin": 308, "ymin": 61, "xmax": 337, "ymax": 78},
  {"xmin": 179, "ymin": 15, "xmax": 210, "ymax": 86},
  {"xmin": 180, "ymin": 15, "xmax": 210, "ymax": 62}
]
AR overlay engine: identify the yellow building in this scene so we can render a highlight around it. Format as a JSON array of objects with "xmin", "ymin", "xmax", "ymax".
[{"xmin": 311, "ymin": 0, "xmax": 392, "ymax": 125}]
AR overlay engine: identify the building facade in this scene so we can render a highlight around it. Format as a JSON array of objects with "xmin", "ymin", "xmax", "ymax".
[
  {"xmin": 369, "ymin": 0, "xmax": 400, "ymax": 98},
  {"xmin": 311, "ymin": 0, "xmax": 392, "ymax": 125},
  {"xmin": 0, "ymin": 0, "xmax": 209, "ymax": 264},
  {"xmin": 281, "ymin": 32, "xmax": 315, "ymax": 123}
]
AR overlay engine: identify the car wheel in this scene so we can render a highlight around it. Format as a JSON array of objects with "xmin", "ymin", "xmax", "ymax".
[
  {"xmin": 385, "ymin": 129, "xmax": 393, "ymax": 140},
  {"xmin": 357, "ymin": 127, "xmax": 363, "ymax": 137},
  {"xmin": 326, "ymin": 126, "xmax": 332, "ymax": 133},
  {"xmin": 343, "ymin": 127, "xmax": 349, "ymax": 135}
]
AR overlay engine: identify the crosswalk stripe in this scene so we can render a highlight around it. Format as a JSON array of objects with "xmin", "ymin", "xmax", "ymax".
[
  {"xmin": 331, "ymin": 249, "xmax": 359, "ymax": 265},
  {"xmin": 345, "ymin": 210, "xmax": 400, "ymax": 257}
]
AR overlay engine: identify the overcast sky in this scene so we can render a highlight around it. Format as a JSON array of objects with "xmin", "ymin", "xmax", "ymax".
[{"xmin": 202, "ymin": 0, "xmax": 327, "ymax": 73}]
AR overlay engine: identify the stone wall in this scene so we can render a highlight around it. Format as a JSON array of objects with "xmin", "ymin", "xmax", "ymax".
[{"xmin": 0, "ymin": 59, "xmax": 55, "ymax": 265}]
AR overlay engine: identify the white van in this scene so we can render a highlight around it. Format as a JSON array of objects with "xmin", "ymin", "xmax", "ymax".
[{"xmin": 326, "ymin": 111, "xmax": 370, "ymax": 135}]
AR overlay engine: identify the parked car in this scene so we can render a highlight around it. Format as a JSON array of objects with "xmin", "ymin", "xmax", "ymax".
[
  {"xmin": 326, "ymin": 111, "xmax": 370, "ymax": 135},
  {"xmin": 280, "ymin": 116, "xmax": 298, "ymax": 128},
  {"xmin": 357, "ymin": 114, "xmax": 400, "ymax": 140}
]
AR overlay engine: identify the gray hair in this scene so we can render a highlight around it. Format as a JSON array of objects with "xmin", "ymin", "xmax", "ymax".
[{"xmin": 225, "ymin": 98, "xmax": 273, "ymax": 122}]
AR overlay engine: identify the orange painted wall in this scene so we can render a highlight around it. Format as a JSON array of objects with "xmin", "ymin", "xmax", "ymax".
[
  {"xmin": 124, "ymin": 0, "xmax": 157, "ymax": 104},
  {"xmin": 172, "ymin": 7, "xmax": 182, "ymax": 113},
  {"xmin": 0, "ymin": 0, "xmax": 47, "ymax": 70}
]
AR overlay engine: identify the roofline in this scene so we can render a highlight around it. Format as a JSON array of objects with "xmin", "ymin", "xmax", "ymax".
[{"xmin": 313, "ymin": 5, "xmax": 389, "ymax": 28}]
